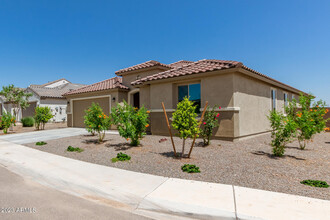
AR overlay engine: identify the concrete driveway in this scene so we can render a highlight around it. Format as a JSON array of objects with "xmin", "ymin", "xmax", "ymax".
[{"xmin": 0, "ymin": 128, "xmax": 118, "ymax": 144}]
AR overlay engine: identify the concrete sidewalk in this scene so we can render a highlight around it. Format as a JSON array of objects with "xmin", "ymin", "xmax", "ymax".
[
  {"xmin": 0, "ymin": 128, "xmax": 118, "ymax": 144},
  {"xmin": 0, "ymin": 140, "xmax": 329, "ymax": 220}
]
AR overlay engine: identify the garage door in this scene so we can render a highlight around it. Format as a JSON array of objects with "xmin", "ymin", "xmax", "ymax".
[
  {"xmin": 72, "ymin": 97, "xmax": 110, "ymax": 128},
  {"xmin": 22, "ymin": 102, "xmax": 37, "ymax": 118}
]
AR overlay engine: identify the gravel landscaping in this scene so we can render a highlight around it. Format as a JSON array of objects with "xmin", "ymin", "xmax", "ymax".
[{"xmin": 24, "ymin": 132, "xmax": 330, "ymax": 200}]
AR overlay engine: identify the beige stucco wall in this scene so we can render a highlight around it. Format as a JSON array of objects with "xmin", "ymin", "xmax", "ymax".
[
  {"xmin": 233, "ymin": 72, "xmax": 299, "ymax": 137},
  {"xmin": 139, "ymin": 85, "xmax": 150, "ymax": 109},
  {"xmin": 121, "ymin": 67, "xmax": 169, "ymax": 89},
  {"xmin": 143, "ymin": 72, "xmax": 237, "ymax": 139},
  {"xmin": 150, "ymin": 82, "xmax": 174, "ymax": 109},
  {"xmin": 201, "ymin": 73, "xmax": 234, "ymax": 108}
]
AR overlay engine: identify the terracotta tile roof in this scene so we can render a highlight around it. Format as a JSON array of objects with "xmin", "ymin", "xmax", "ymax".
[
  {"xmin": 29, "ymin": 83, "xmax": 86, "ymax": 99},
  {"xmin": 131, "ymin": 59, "xmax": 241, "ymax": 85},
  {"xmin": 115, "ymin": 60, "xmax": 171, "ymax": 75},
  {"xmin": 63, "ymin": 77, "xmax": 128, "ymax": 96},
  {"xmin": 168, "ymin": 60, "xmax": 194, "ymax": 68}
]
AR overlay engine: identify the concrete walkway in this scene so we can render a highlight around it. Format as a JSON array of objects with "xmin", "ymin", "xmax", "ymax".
[
  {"xmin": 0, "ymin": 128, "xmax": 118, "ymax": 144},
  {"xmin": 0, "ymin": 140, "xmax": 329, "ymax": 220}
]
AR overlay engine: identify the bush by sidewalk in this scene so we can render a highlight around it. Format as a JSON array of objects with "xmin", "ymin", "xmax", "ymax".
[{"xmin": 21, "ymin": 117, "xmax": 35, "ymax": 127}]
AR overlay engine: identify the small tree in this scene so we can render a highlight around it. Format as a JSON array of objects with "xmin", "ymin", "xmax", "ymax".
[
  {"xmin": 172, "ymin": 97, "xmax": 199, "ymax": 157},
  {"xmin": 293, "ymin": 94, "xmax": 329, "ymax": 149},
  {"xmin": 0, "ymin": 112, "xmax": 16, "ymax": 134},
  {"xmin": 268, "ymin": 110, "xmax": 296, "ymax": 156},
  {"xmin": 84, "ymin": 103, "xmax": 111, "ymax": 142},
  {"xmin": 201, "ymin": 106, "xmax": 221, "ymax": 145},
  {"xmin": 0, "ymin": 85, "xmax": 32, "ymax": 120},
  {"xmin": 111, "ymin": 101, "xmax": 149, "ymax": 146},
  {"xmin": 34, "ymin": 106, "xmax": 53, "ymax": 130},
  {"xmin": 268, "ymin": 93, "xmax": 329, "ymax": 155}
]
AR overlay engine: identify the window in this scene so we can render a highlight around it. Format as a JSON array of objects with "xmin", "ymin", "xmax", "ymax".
[
  {"xmin": 178, "ymin": 83, "xmax": 201, "ymax": 112},
  {"xmin": 271, "ymin": 89, "xmax": 276, "ymax": 111},
  {"xmin": 284, "ymin": 93, "xmax": 288, "ymax": 113},
  {"xmin": 284, "ymin": 93, "xmax": 288, "ymax": 107}
]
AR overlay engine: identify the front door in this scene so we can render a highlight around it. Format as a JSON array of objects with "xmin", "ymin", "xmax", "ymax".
[{"xmin": 133, "ymin": 92, "xmax": 140, "ymax": 109}]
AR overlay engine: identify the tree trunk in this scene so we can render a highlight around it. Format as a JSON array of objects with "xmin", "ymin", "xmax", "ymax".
[
  {"xmin": 299, "ymin": 139, "xmax": 306, "ymax": 150},
  {"xmin": 182, "ymin": 139, "xmax": 186, "ymax": 157},
  {"xmin": 98, "ymin": 131, "xmax": 105, "ymax": 142}
]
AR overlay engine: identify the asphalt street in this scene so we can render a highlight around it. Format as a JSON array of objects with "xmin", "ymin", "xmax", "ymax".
[{"xmin": 0, "ymin": 165, "xmax": 149, "ymax": 220}]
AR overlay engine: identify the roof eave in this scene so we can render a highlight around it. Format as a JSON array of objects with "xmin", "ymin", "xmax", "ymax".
[
  {"xmin": 115, "ymin": 65, "xmax": 171, "ymax": 76},
  {"xmin": 238, "ymin": 67, "xmax": 307, "ymax": 95},
  {"xmin": 63, "ymin": 87, "xmax": 129, "ymax": 97},
  {"xmin": 131, "ymin": 68, "xmax": 239, "ymax": 87}
]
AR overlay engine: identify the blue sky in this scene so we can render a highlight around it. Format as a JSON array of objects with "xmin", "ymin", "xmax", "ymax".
[{"xmin": 0, "ymin": 0, "xmax": 329, "ymax": 105}]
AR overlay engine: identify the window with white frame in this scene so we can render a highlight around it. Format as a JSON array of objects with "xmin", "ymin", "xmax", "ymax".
[
  {"xmin": 284, "ymin": 93, "xmax": 288, "ymax": 107},
  {"xmin": 271, "ymin": 89, "xmax": 276, "ymax": 111},
  {"xmin": 284, "ymin": 92, "xmax": 288, "ymax": 113}
]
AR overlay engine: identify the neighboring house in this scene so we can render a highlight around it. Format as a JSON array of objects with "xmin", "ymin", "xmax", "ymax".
[
  {"xmin": 0, "ymin": 95, "xmax": 5, "ymax": 116},
  {"xmin": 64, "ymin": 59, "xmax": 306, "ymax": 141},
  {"xmin": 0, "ymin": 79, "xmax": 85, "ymax": 122},
  {"xmin": 0, "ymin": 91, "xmax": 27, "ymax": 120},
  {"xmin": 23, "ymin": 79, "xmax": 86, "ymax": 122}
]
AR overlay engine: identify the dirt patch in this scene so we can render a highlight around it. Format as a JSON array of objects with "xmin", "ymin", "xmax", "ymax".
[
  {"xmin": 24, "ymin": 132, "xmax": 330, "ymax": 200},
  {"xmin": 0, "ymin": 123, "xmax": 67, "ymax": 135}
]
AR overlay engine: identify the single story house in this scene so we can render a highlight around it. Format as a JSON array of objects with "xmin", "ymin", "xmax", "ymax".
[
  {"xmin": 64, "ymin": 59, "xmax": 305, "ymax": 141},
  {"xmin": 0, "ymin": 90, "xmax": 27, "ymax": 121},
  {"xmin": 0, "ymin": 79, "xmax": 85, "ymax": 122},
  {"xmin": 24, "ymin": 79, "xmax": 85, "ymax": 122}
]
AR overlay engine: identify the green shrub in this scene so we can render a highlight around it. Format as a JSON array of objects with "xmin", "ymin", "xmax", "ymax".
[
  {"xmin": 201, "ymin": 105, "xmax": 220, "ymax": 146},
  {"xmin": 21, "ymin": 117, "xmax": 35, "ymax": 127},
  {"xmin": 34, "ymin": 106, "xmax": 53, "ymax": 130},
  {"xmin": 0, "ymin": 112, "xmax": 16, "ymax": 134},
  {"xmin": 84, "ymin": 103, "xmax": 112, "ymax": 142},
  {"xmin": 268, "ymin": 110, "xmax": 296, "ymax": 156},
  {"xmin": 111, "ymin": 152, "xmax": 131, "ymax": 163},
  {"xmin": 300, "ymin": 180, "xmax": 329, "ymax": 188},
  {"xmin": 36, "ymin": 141, "xmax": 47, "ymax": 146},
  {"xmin": 111, "ymin": 101, "xmax": 149, "ymax": 146},
  {"xmin": 172, "ymin": 97, "xmax": 199, "ymax": 157},
  {"xmin": 268, "ymin": 93, "xmax": 329, "ymax": 155},
  {"xmin": 292, "ymin": 94, "xmax": 329, "ymax": 149},
  {"xmin": 181, "ymin": 164, "xmax": 200, "ymax": 173},
  {"xmin": 67, "ymin": 146, "xmax": 84, "ymax": 153}
]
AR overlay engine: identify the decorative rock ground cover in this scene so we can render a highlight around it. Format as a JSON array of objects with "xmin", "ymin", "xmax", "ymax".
[{"xmin": 24, "ymin": 132, "xmax": 330, "ymax": 200}]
